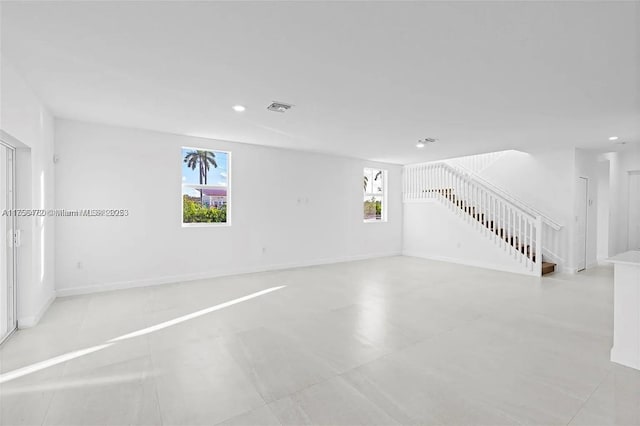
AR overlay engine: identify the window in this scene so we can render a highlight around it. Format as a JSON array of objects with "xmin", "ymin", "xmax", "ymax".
[
  {"xmin": 363, "ymin": 168, "xmax": 386, "ymax": 222},
  {"xmin": 182, "ymin": 147, "xmax": 230, "ymax": 225}
]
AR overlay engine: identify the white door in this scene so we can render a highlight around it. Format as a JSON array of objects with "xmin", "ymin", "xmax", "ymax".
[
  {"xmin": 628, "ymin": 171, "xmax": 640, "ymax": 250},
  {"xmin": 576, "ymin": 177, "xmax": 588, "ymax": 271},
  {"xmin": 0, "ymin": 142, "xmax": 16, "ymax": 343}
]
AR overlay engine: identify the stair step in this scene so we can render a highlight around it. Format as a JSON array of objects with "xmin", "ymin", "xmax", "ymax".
[{"xmin": 542, "ymin": 261, "xmax": 556, "ymax": 275}]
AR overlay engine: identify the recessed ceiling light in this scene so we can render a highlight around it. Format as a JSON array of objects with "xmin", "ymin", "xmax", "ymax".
[
  {"xmin": 416, "ymin": 141, "xmax": 425, "ymax": 148},
  {"xmin": 609, "ymin": 136, "xmax": 619, "ymax": 141},
  {"xmin": 232, "ymin": 105, "xmax": 246, "ymax": 112}
]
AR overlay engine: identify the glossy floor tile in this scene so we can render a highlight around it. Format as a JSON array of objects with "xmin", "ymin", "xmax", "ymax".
[{"xmin": 1, "ymin": 256, "xmax": 639, "ymax": 425}]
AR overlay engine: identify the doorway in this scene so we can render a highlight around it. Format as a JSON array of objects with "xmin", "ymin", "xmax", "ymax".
[
  {"xmin": 576, "ymin": 177, "xmax": 588, "ymax": 272},
  {"xmin": 628, "ymin": 171, "xmax": 640, "ymax": 250},
  {"xmin": 0, "ymin": 141, "xmax": 17, "ymax": 343}
]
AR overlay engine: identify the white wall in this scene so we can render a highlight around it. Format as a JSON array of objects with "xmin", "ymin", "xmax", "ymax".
[
  {"xmin": 0, "ymin": 56, "xmax": 56, "ymax": 327},
  {"xmin": 607, "ymin": 146, "xmax": 640, "ymax": 256},
  {"xmin": 475, "ymin": 149, "xmax": 574, "ymax": 228},
  {"xmin": 573, "ymin": 148, "xmax": 599, "ymax": 270},
  {"xmin": 54, "ymin": 120, "xmax": 403, "ymax": 295},
  {"xmin": 597, "ymin": 159, "xmax": 610, "ymax": 262}
]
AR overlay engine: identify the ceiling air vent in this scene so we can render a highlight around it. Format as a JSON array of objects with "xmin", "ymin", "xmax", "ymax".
[
  {"xmin": 416, "ymin": 138, "xmax": 437, "ymax": 147},
  {"xmin": 267, "ymin": 101, "xmax": 294, "ymax": 113}
]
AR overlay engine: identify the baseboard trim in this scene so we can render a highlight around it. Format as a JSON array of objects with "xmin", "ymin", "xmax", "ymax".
[
  {"xmin": 56, "ymin": 251, "xmax": 402, "ymax": 297},
  {"xmin": 402, "ymin": 251, "xmax": 540, "ymax": 277},
  {"xmin": 562, "ymin": 261, "xmax": 601, "ymax": 274},
  {"xmin": 18, "ymin": 292, "xmax": 56, "ymax": 328},
  {"xmin": 611, "ymin": 346, "xmax": 640, "ymax": 371}
]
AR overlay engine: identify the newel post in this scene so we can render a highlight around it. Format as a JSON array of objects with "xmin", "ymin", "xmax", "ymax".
[{"xmin": 535, "ymin": 215, "xmax": 543, "ymax": 276}]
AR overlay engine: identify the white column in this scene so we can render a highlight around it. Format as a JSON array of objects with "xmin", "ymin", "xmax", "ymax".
[{"xmin": 608, "ymin": 250, "xmax": 640, "ymax": 371}]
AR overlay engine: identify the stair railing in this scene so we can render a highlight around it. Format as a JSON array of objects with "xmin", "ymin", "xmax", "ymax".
[
  {"xmin": 403, "ymin": 162, "xmax": 543, "ymax": 276},
  {"xmin": 445, "ymin": 157, "xmax": 565, "ymax": 265}
]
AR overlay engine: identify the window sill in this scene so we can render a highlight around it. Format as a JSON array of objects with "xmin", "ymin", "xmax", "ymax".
[{"xmin": 182, "ymin": 222, "xmax": 231, "ymax": 228}]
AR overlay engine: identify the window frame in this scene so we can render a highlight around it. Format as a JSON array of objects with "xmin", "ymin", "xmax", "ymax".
[
  {"xmin": 181, "ymin": 147, "xmax": 232, "ymax": 228},
  {"xmin": 363, "ymin": 167, "xmax": 388, "ymax": 223}
]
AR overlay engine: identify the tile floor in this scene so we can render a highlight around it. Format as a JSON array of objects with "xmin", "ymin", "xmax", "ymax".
[{"xmin": 1, "ymin": 256, "xmax": 639, "ymax": 425}]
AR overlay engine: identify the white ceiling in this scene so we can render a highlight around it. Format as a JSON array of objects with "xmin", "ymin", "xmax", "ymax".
[{"xmin": 1, "ymin": 1, "xmax": 638, "ymax": 164}]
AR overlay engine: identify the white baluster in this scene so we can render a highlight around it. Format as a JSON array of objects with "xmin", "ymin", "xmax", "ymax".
[
  {"xmin": 425, "ymin": 166, "xmax": 429, "ymax": 198},
  {"xmin": 463, "ymin": 177, "xmax": 467, "ymax": 220},
  {"xmin": 527, "ymin": 219, "xmax": 532, "ymax": 271},
  {"xmin": 431, "ymin": 166, "xmax": 435, "ymax": 199},
  {"xmin": 418, "ymin": 166, "xmax": 422, "ymax": 200},
  {"xmin": 501, "ymin": 201, "xmax": 505, "ymax": 249},
  {"xmin": 404, "ymin": 167, "xmax": 408, "ymax": 200},
  {"xmin": 416, "ymin": 166, "xmax": 420, "ymax": 200},
  {"xmin": 518, "ymin": 212, "xmax": 523, "ymax": 263},
  {"xmin": 403, "ymin": 168, "xmax": 407, "ymax": 201},
  {"xmin": 411, "ymin": 167, "xmax": 416, "ymax": 200},
  {"xmin": 424, "ymin": 165, "xmax": 427, "ymax": 199},
  {"xmin": 535, "ymin": 215, "xmax": 543, "ymax": 275},
  {"xmin": 510, "ymin": 208, "xmax": 515, "ymax": 257},
  {"xmin": 523, "ymin": 215, "xmax": 528, "ymax": 264},
  {"xmin": 482, "ymin": 190, "xmax": 487, "ymax": 235},
  {"xmin": 422, "ymin": 165, "xmax": 426, "ymax": 199},
  {"xmin": 406, "ymin": 167, "xmax": 410, "ymax": 200},
  {"xmin": 423, "ymin": 165, "xmax": 426, "ymax": 199},
  {"xmin": 489, "ymin": 194, "xmax": 496, "ymax": 242}
]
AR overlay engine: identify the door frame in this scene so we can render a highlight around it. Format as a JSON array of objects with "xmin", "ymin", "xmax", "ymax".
[
  {"xmin": 628, "ymin": 170, "xmax": 640, "ymax": 250},
  {"xmin": 577, "ymin": 176, "xmax": 588, "ymax": 272},
  {"xmin": 0, "ymin": 138, "xmax": 17, "ymax": 344}
]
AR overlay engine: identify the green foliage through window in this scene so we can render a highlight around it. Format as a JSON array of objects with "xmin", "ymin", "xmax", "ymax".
[
  {"xmin": 183, "ymin": 195, "xmax": 227, "ymax": 223},
  {"xmin": 363, "ymin": 197, "xmax": 382, "ymax": 220}
]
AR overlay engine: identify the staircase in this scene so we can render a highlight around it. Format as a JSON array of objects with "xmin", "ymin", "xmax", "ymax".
[{"xmin": 404, "ymin": 162, "xmax": 557, "ymax": 276}]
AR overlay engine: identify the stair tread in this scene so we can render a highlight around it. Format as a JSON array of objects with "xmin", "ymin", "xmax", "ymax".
[{"xmin": 542, "ymin": 261, "xmax": 556, "ymax": 276}]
